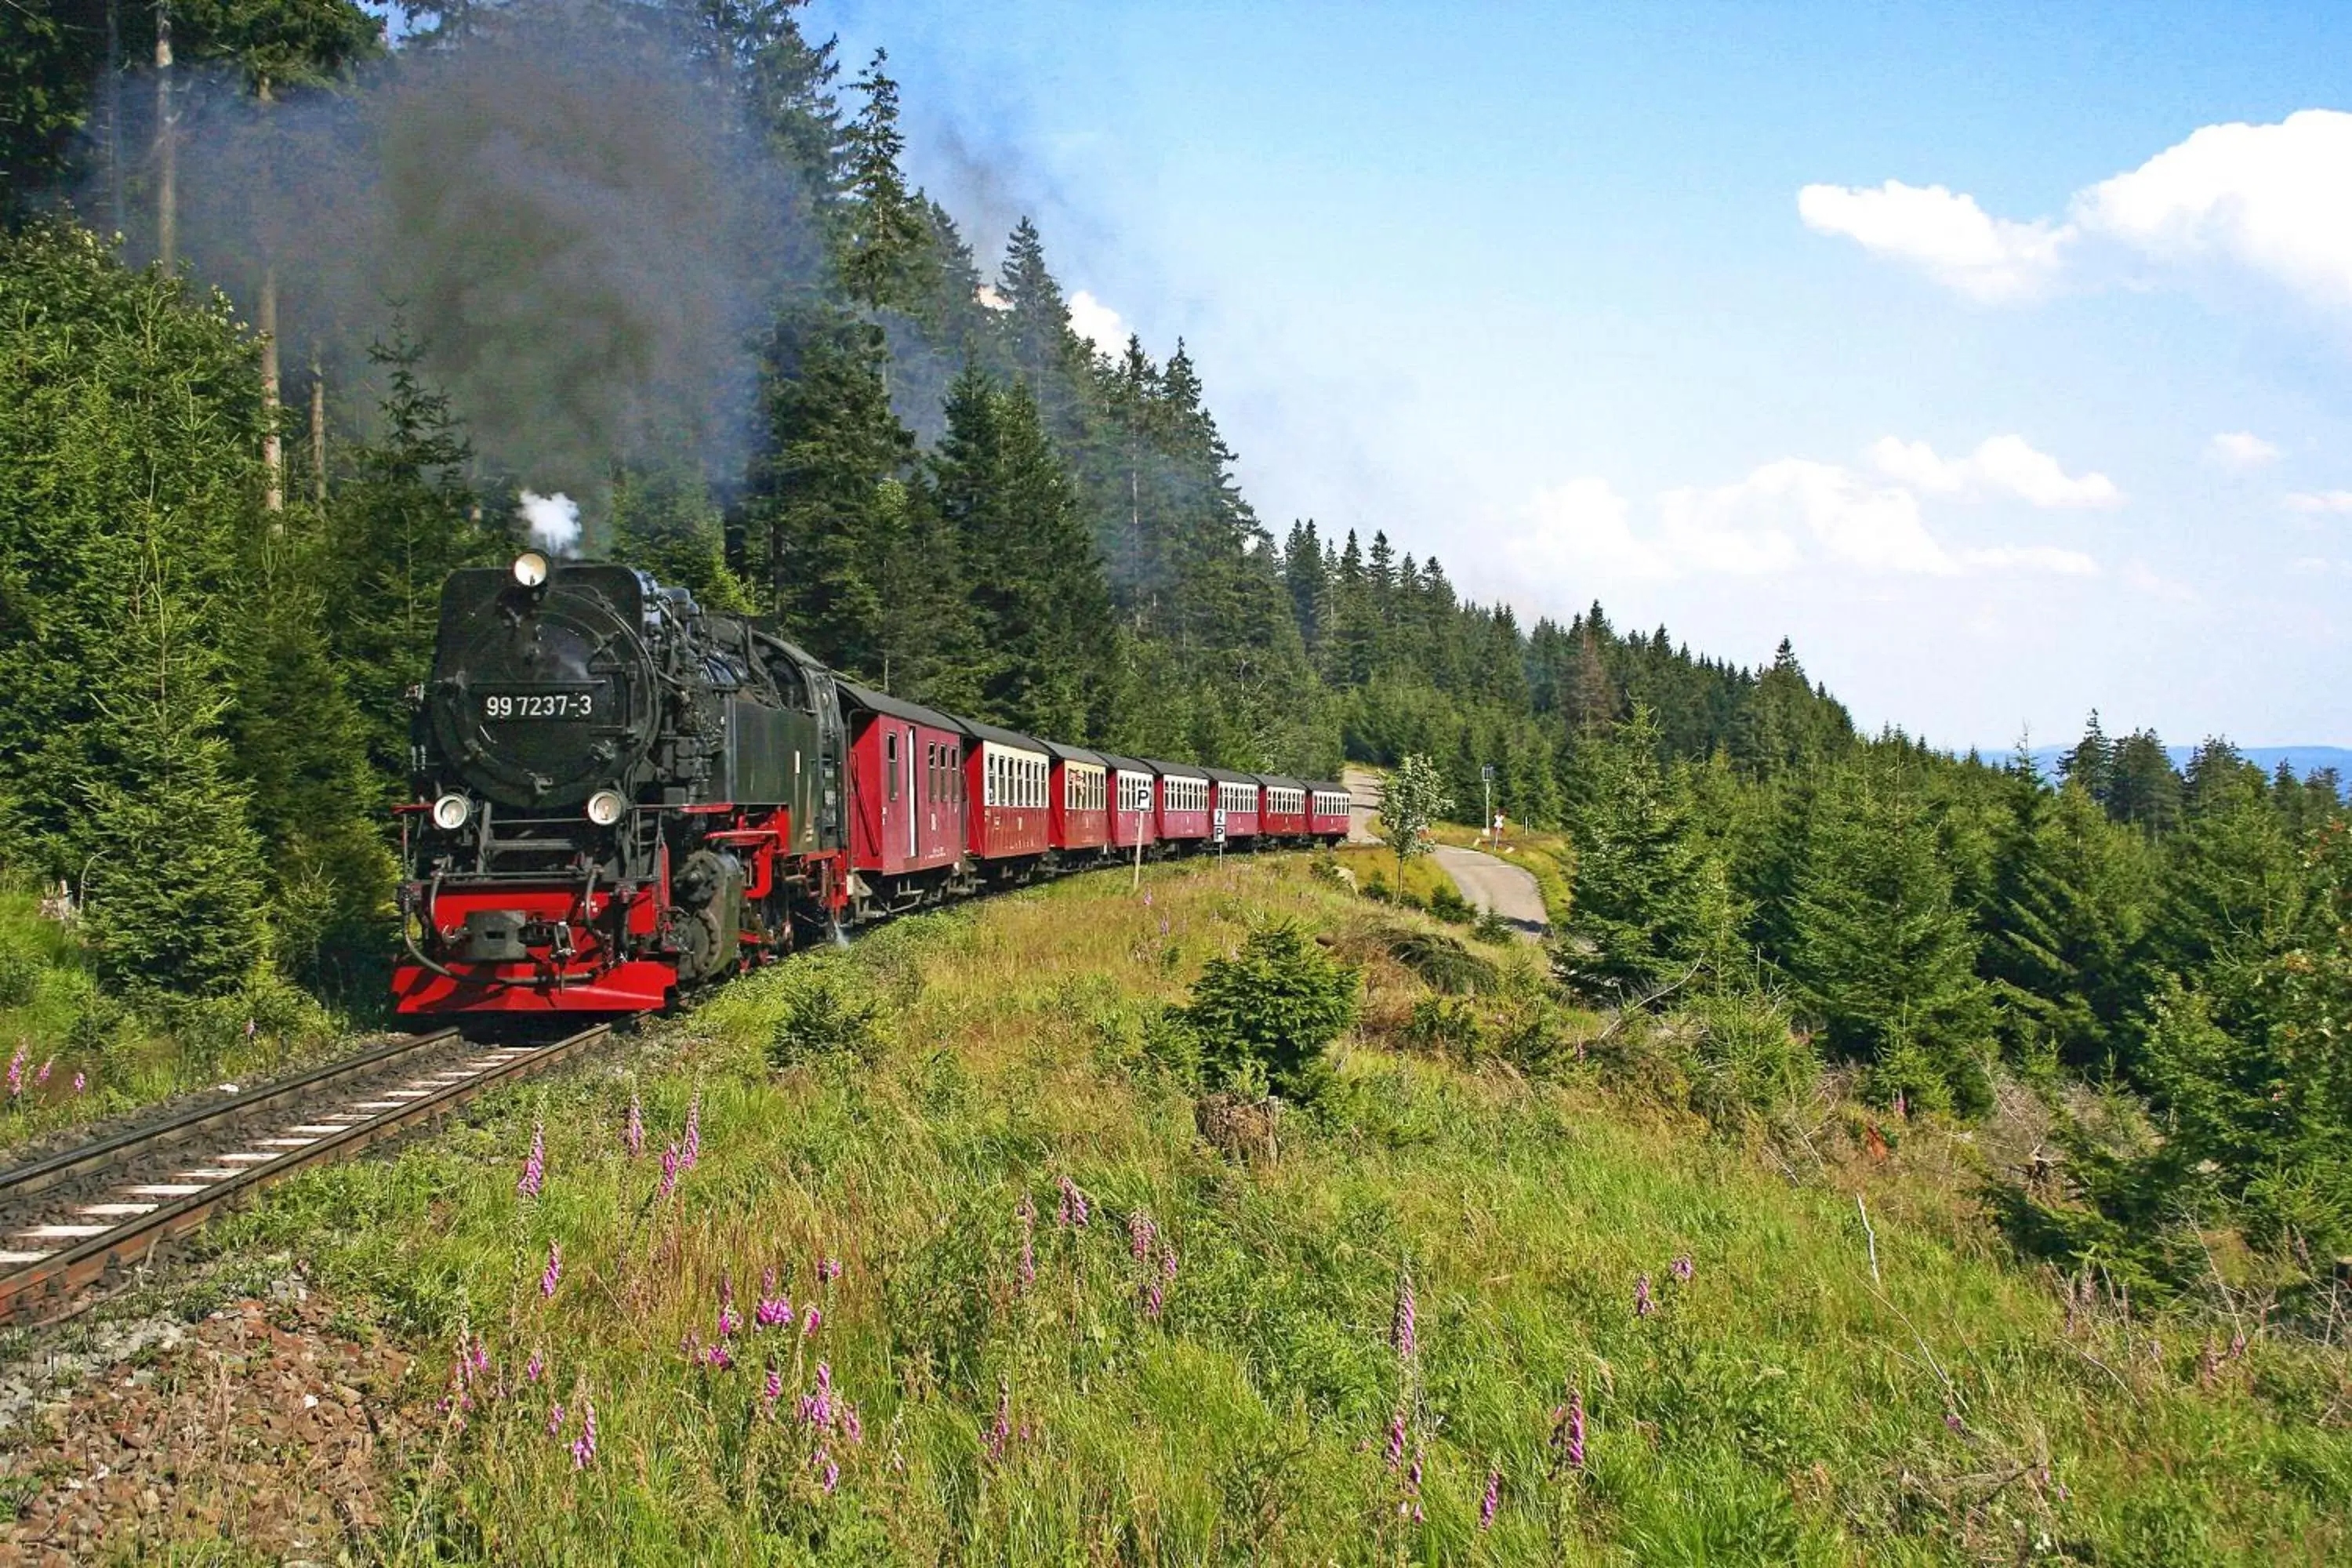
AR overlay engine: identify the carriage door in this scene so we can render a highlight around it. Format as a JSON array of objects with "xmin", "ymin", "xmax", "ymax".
[{"xmin": 905, "ymin": 731, "xmax": 919, "ymax": 858}]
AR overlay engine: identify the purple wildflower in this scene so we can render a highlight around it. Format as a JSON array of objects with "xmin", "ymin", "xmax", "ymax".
[
  {"xmin": 1944, "ymin": 1410, "xmax": 1965, "ymax": 1436},
  {"xmin": 818, "ymin": 1449, "xmax": 840, "ymax": 1494},
  {"xmin": 517, "ymin": 1119, "xmax": 546, "ymax": 1199},
  {"xmin": 843, "ymin": 1403, "xmax": 863, "ymax": 1445},
  {"xmin": 985, "ymin": 1377, "xmax": 1011, "ymax": 1463},
  {"xmin": 525, "ymin": 1348, "xmax": 544, "ymax": 1384},
  {"xmin": 1549, "ymin": 1389, "xmax": 1587, "ymax": 1475},
  {"xmin": 705, "ymin": 1342, "xmax": 732, "ymax": 1371},
  {"xmin": 657, "ymin": 1142, "xmax": 681, "ymax": 1201},
  {"xmin": 755, "ymin": 1269, "xmax": 793, "ymax": 1330},
  {"xmin": 5, "ymin": 1044, "xmax": 24, "ymax": 1100},
  {"xmin": 547, "ymin": 1402, "xmax": 565, "ymax": 1436},
  {"xmin": 34, "ymin": 1058, "xmax": 50, "ymax": 1087},
  {"xmin": 1056, "ymin": 1174, "xmax": 1089, "ymax": 1228},
  {"xmin": 71, "ymin": 1071, "xmax": 85, "ymax": 1094},
  {"xmin": 539, "ymin": 1242, "xmax": 562, "ymax": 1299},
  {"xmin": 1635, "ymin": 1274, "xmax": 1654, "ymax": 1319},
  {"xmin": 1015, "ymin": 1195, "xmax": 1037, "ymax": 1294},
  {"xmin": 802, "ymin": 1303, "xmax": 822, "ymax": 1339},
  {"xmin": 717, "ymin": 1301, "xmax": 739, "ymax": 1340},
  {"xmin": 763, "ymin": 1366, "xmax": 782, "ymax": 1406},
  {"xmin": 1130, "ymin": 1208, "xmax": 1157, "ymax": 1263},
  {"xmin": 1670, "ymin": 1254, "xmax": 1693, "ymax": 1285},
  {"xmin": 820, "ymin": 1257, "xmax": 843, "ymax": 1283},
  {"xmin": 1411, "ymin": 1501, "xmax": 1425, "ymax": 1524},
  {"xmin": 1392, "ymin": 1270, "xmax": 1417, "ymax": 1361},
  {"xmin": 1385, "ymin": 1410, "xmax": 1406, "ymax": 1470},
  {"xmin": 682, "ymin": 1083, "xmax": 702, "ymax": 1170},
  {"xmin": 799, "ymin": 1363, "xmax": 835, "ymax": 1428},
  {"xmin": 1480, "ymin": 1468, "xmax": 1501, "ymax": 1530},
  {"xmin": 571, "ymin": 1396, "xmax": 597, "ymax": 1468},
  {"xmin": 468, "ymin": 1334, "xmax": 492, "ymax": 1377},
  {"xmin": 1893, "ymin": 1087, "xmax": 1908, "ymax": 1120},
  {"xmin": 625, "ymin": 1088, "xmax": 644, "ymax": 1158}
]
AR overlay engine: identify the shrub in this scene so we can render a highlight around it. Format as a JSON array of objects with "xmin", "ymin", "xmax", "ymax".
[
  {"xmin": 1472, "ymin": 908, "xmax": 1516, "ymax": 945},
  {"xmin": 1362, "ymin": 870, "xmax": 1392, "ymax": 903},
  {"xmin": 1402, "ymin": 995, "xmax": 1486, "ymax": 1062},
  {"xmin": 1682, "ymin": 989, "xmax": 1816, "ymax": 1130},
  {"xmin": 0, "ymin": 937, "xmax": 37, "ymax": 1009},
  {"xmin": 765, "ymin": 964, "xmax": 887, "ymax": 1069},
  {"xmin": 1426, "ymin": 881, "xmax": 1473, "ymax": 925},
  {"xmin": 1382, "ymin": 927, "xmax": 1497, "ymax": 996},
  {"xmin": 1171, "ymin": 921, "xmax": 1360, "ymax": 1098}
]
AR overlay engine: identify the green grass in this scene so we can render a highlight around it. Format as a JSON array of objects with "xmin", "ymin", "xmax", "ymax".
[
  {"xmin": 209, "ymin": 855, "xmax": 2349, "ymax": 1564},
  {"xmin": 0, "ymin": 877, "xmax": 349, "ymax": 1152}
]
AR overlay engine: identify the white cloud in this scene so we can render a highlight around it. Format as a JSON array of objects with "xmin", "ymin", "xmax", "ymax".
[
  {"xmin": 2077, "ymin": 111, "xmax": 2352, "ymax": 314},
  {"xmin": 1510, "ymin": 449, "xmax": 2105, "ymax": 585},
  {"xmin": 2207, "ymin": 430, "xmax": 2281, "ymax": 468},
  {"xmin": 1960, "ymin": 545, "xmax": 2100, "ymax": 576},
  {"xmin": 1796, "ymin": 180, "xmax": 2071, "ymax": 303},
  {"xmin": 1868, "ymin": 434, "xmax": 2122, "ymax": 508},
  {"xmin": 1662, "ymin": 459, "xmax": 1950, "ymax": 574},
  {"xmin": 2285, "ymin": 489, "xmax": 2352, "ymax": 514},
  {"xmin": 1512, "ymin": 477, "xmax": 1668, "ymax": 580},
  {"xmin": 517, "ymin": 491, "xmax": 579, "ymax": 555},
  {"xmin": 1066, "ymin": 290, "xmax": 1128, "ymax": 357},
  {"xmin": 1802, "ymin": 109, "xmax": 2352, "ymax": 320}
]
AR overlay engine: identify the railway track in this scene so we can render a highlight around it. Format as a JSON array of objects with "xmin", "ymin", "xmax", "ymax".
[{"xmin": 0, "ymin": 1023, "xmax": 611, "ymax": 1325}]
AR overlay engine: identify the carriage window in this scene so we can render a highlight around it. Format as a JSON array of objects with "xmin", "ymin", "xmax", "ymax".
[{"xmin": 887, "ymin": 731, "xmax": 899, "ymax": 800}]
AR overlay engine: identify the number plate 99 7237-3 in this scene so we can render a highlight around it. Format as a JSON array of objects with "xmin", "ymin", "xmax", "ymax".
[{"xmin": 481, "ymin": 692, "xmax": 595, "ymax": 720}]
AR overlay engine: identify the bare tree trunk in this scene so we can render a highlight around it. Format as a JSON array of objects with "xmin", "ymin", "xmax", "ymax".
[
  {"xmin": 106, "ymin": 0, "xmax": 124, "ymax": 236},
  {"xmin": 260, "ymin": 267, "xmax": 284, "ymax": 517},
  {"xmin": 310, "ymin": 363, "xmax": 328, "ymax": 507},
  {"xmin": 154, "ymin": 3, "xmax": 174, "ymax": 269}
]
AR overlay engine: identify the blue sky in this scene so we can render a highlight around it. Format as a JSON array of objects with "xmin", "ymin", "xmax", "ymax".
[{"xmin": 810, "ymin": 0, "xmax": 2350, "ymax": 750}]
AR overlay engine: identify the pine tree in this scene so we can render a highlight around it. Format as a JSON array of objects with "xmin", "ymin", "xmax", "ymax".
[
  {"xmin": 2108, "ymin": 729, "xmax": 2181, "ymax": 836},
  {"xmin": 1786, "ymin": 760, "xmax": 1992, "ymax": 1112},
  {"xmin": 82, "ymin": 530, "xmax": 270, "ymax": 996},
  {"xmin": 1555, "ymin": 706, "xmax": 1737, "ymax": 996},
  {"xmin": 835, "ymin": 49, "xmax": 934, "ymax": 312}
]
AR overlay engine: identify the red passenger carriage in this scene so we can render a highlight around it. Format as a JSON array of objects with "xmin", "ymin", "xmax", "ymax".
[
  {"xmin": 963, "ymin": 720, "xmax": 1053, "ymax": 869},
  {"xmin": 840, "ymin": 683, "xmax": 969, "ymax": 917},
  {"xmin": 1044, "ymin": 740, "xmax": 1111, "ymax": 862},
  {"xmin": 1207, "ymin": 768, "xmax": 1263, "ymax": 843},
  {"xmin": 1149, "ymin": 760, "xmax": 1212, "ymax": 848},
  {"xmin": 1101, "ymin": 754, "xmax": 1158, "ymax": 855},
  {"xmin": 1307, "ymin": 781, "xmax": 1354, "ymax": 843},
  {"xmin": 1255, "ymin": 775, "xmax": 1309, "ymax": 840}
]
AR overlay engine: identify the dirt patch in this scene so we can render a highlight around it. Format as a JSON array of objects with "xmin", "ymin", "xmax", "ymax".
[{"xmin": 0, "ymin": 1294, "xmax": 422, "ymax": 1563}]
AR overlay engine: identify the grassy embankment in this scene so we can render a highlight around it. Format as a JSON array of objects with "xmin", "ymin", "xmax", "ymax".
[
  {"xmin": 0, "ymin": 879, "xmax": 344, "ymax": 1153},
  {"xmin": 205, "ymin": 853, "xmax": 2347, "ymax": 1563}
]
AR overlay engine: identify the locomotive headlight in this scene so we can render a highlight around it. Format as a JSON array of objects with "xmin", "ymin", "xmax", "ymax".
[
  {"xmin": 585, "ymin": 789, "xmax": 627, "ymax": 826},
  {"xmin": 513, "ymin": 551, "xmax": 550, "ymax": 588},
  {"xmin": 430, "ymin": 792, "xmax": 472, "ymax": 831}
]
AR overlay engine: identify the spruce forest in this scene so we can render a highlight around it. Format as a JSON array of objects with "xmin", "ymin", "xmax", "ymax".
[{"xmin": 0, "ymin": 2, "xmax": 2350, "ymax": 1553}]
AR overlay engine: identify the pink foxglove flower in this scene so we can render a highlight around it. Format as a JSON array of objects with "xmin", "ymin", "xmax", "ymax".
[
  {"xmin": 5, "ymin": 1044, "xmax": 24, "ymax": 1100},
  {"xmin": 755, "ymin": 1269, "xmax": 793, "ymax": 1330},
  {"xmin": 1055, "ymin": 1175, "xmax": 1089, "ymax": 1228},
  {"xmin": 71, "ymin": 1071, "xmax": 85, "ymax": 1094},
  {"xmin": 1392, "ymin": 1270, "xmax": 1417, "ymax": 1361},
  {"xmin": 801, "ymin": 1304, "xmax": 822, "ymax": 1338},
  {"xmin": 525, "ymin": 1348, "xmax": 545, "ymax": 1384},
  {"xmin": 539, "ymin": 1242, "xmax": 562, "ymax": 1299},
  {"xmin": 1670, "ymin": 1254, "xmax": 1694, "ymax": 1284},
  {"xmin": 1634, "ymin": 1274, "xmax": 1654, "ymax": 1318},
  {"xmin": 681, "ymin": 1084, "xmax": 702, "ymax": 1170},
  {"xmin": 717, "ymin": 1302, "xmax": 739, "ymax": 1340},
  {"xmin": 1480, "ymin": 1468, "xmax": 1501, "ymax": 1530},
  {"xmin": 1015, "ymin": 1195, "xmax": 1036, "ymax": 1294},
  {"xmin": 705, "ymin": 1342, "xmax": 732, "ymax": 1371},
  {"xmin": 517, "ymin": 1120, "xmax": 546, "ymax": 1199},
  {"xmin": 820, "ymin": 1257, "xmax": 842, "ymax": 1283},
  {"xmin": 1129, "ymin": 1208, "xmax": 1156, "ymax": 1264},
  {"xmin": 34, "ymin": 1058, "xmax": 50, "ymax": 1087},
  {"xmin": 547, "ymin": 1403, "xmax": 565, "ymax": 1436},
  {"xmin": 985, "ymin": 1378, "xmax": 1011, "ymax": 1462},
  {"xmin": 763, "ymin": 1366, "xmax": 782, "ymax": 1406},
  {"xmin": 818, "ymin": 1449, "xmax": 839, "ymax": 1494},
  {"xmin": 571, "ymin": 1397, "xmax": 597, "ymax": 1468},
  {"xmin": 843, "ymin": 1403, "xmax": 863, "ymax": 1445},
  {"xmin": 625, "ymin": 1088, "xmax": 644, "ymax": 1158},
  {"xmin": 657, "ymin": 1142, "xmax": 681, "ymax": 1201},
  {"xmin": 1385, "ymin": 1410, "xmax": 1406, "ymax": 1470}
]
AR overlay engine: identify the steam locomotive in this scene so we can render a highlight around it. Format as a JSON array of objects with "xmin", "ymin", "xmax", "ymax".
[{"xmin": 393, "ymin": 553, "xmax": 1355, "ymax": 1016}]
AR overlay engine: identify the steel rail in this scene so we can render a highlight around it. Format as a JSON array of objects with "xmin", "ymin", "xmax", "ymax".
[
  {"xmin": 0, "ymin": 1022, "xmax": 611, "ymax": 1323},
  {"xmin": 0, "ymin": 1028, "xmax": 463, "ymax": 1206}
]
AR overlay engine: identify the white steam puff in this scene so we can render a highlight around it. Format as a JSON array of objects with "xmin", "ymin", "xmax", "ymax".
[{"xmin": 519, "ymin": 491, "xmax": 582, "ymax": 555}]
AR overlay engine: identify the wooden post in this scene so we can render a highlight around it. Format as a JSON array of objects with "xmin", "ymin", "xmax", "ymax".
[{"xmin": 1132, "ymin": 826, "xmax": 1142, "ymax": 891}]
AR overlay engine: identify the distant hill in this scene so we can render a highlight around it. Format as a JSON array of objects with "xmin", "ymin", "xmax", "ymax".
[{"xmin": 2009, "ymin": 744, "xmax": 2351, "ymax": 792}]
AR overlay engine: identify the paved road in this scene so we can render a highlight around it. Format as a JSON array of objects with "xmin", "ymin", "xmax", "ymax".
[
  {"xmin": 1431, "ymin": 844, "xmax": 1549, "ymax": 942},
  {"xmin": 1341, "ymin": 765, "xmax": 1384, "ymax": 844}
]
